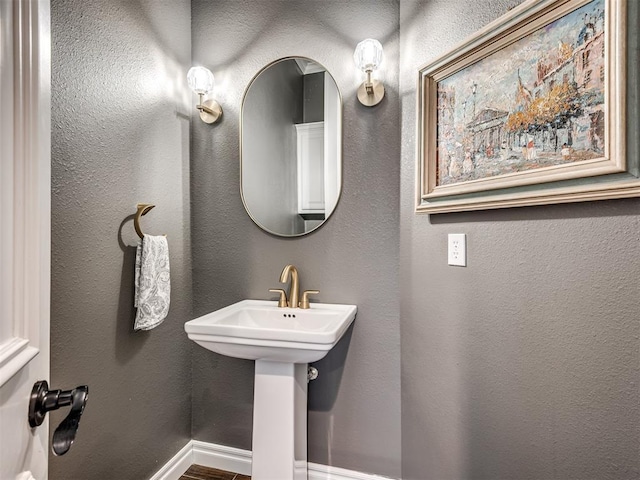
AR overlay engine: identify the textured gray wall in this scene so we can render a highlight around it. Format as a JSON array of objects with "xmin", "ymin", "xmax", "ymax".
[
  {"xmin": 47, "ymin": 1, "xmax": 638, "ymax": 479},
  {"xmin": 191, "ymin": 0, "xmax": 401, "ymax": 476},
  {"xmin": 50, "ymin": 1, "xmax": 192, "ymax": 478},
  {"xmin": 303, "ymin": 72, "xmax": 325, "ymax": 123},
  {"xmin": 400, "ymin": 1, "xmax": 640, "ymax": 479}
]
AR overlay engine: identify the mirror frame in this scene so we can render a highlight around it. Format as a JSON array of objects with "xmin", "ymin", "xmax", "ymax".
[{"xmin": 239, "ymin": 56, "xmax": 343, "ymax": 237}]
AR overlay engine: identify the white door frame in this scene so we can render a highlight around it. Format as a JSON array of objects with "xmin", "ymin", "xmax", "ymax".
[{"xmin": 0, "ymin": 0, "xmax": 51, "ymax": 478}]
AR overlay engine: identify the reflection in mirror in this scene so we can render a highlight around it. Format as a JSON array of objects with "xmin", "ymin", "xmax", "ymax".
[{"xmin": 241, "ymin": 57, "xmax": 342, "ymax": 237}]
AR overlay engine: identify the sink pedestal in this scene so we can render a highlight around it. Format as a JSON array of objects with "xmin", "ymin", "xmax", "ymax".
[{"xmin": 252, "ymin": 360, "xmax": 308, "ymax": 480}]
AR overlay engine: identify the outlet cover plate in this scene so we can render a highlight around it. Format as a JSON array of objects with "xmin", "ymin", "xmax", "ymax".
[{"xmin": 448, "ymin": 233, "xmax": 466, "ymax": 267}]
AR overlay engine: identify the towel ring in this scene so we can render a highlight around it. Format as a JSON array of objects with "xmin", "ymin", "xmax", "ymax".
[{"xmin": 134, "ymin": 203, "xmax": 155, "ymax": 239}]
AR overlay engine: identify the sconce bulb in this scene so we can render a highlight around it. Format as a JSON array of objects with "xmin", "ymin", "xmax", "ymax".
[
  {"xmin": 353, "ymin": 38, "xmax": 384, "ymax": 72},
  {"xmin": 187, "ymin": 66, "xmax": 222, "ymax": 124},
  {"xmin": 187, "ymin": 66, "xmax": 215, "ymax": 95},
  {"xmin": 354, "ymin": 39, "xmax": 385, "ymax": 107}
]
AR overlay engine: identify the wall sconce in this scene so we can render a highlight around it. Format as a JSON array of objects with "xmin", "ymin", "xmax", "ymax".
[
  {"xmin": 353, "ymin": 38, "xmax": 384, "ymax": 107},
  {"xmin": 187, "ymin": 66, "xmax": 222, "ymax": 124}
]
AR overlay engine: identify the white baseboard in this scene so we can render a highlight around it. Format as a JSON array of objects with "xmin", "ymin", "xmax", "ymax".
[
  {"xmin": 192, "ymin": 441, "xmax": 252, "ymax": 476},
  {"xmin": 150, "ymin": 440, "xmax": 396, "ymax": 480},
  {"xmin": 306, "ymin": 462, "xmax": 396, "ymax": 480},
  {"xmin": 149, "ymin": 441, "xmax": 194, "ymax": 480}
]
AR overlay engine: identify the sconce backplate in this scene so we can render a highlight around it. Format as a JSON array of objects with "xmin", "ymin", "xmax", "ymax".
[
  {"xmin": 357, "ymin": 80, "xmax": 384, "ymax": 107},
  {"xmin": 199, "ymin": 99, "xmax": 223, "ymax": 124}
]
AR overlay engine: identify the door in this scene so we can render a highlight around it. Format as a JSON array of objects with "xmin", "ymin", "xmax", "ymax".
[{"xmin": 0, "ymin": 0, "xmax": 51, "ymax": 479}]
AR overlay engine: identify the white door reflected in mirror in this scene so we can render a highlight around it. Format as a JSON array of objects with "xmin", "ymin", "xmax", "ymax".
[{"xmin": 241, "ymin": 57, "xmax": 342, "ymax": 237}]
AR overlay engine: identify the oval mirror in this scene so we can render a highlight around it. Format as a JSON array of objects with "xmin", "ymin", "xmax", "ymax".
[{"xmin": 241, "ymin": 57, "xmax": 342, "ymax": 237}]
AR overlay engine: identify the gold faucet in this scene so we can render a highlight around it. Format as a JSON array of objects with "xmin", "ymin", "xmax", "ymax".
[{"xmin": 279, "ymin": 264, "xmax": 299, "ymax": 308}]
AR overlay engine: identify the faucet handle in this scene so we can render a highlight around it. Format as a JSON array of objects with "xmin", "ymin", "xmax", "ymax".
[
  {"xmin": 269, "ymin": 289, "xmax": 288, "ymax": 308},
  {"xmin": 299, "ymin": 290, "xmax": 319, "ymax": 309}
]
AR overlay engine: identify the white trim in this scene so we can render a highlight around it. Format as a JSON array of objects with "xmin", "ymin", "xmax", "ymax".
[
  {"xmin": 0, "ymin": 0, "xmax": 50, "ymax": 388},
  {"xmin": 0, "ymin": 338, "xmax": 38, "ymax": 386},
  {"xmin": 192, "ymin": 441, "xmax": 252, "ymax": 476},
  {"xmin": 0, "ymin": 1, "xmax": 50, "ymax": 477},
  {"xmin": 294, "ymin": 58, "xmax": 325, "ymax": 75},
  {"xmin": 307, "ymin": 463, "xmax": 397, "ymax": 480},
  {"xmin": 150, "ymin": 441, "xmax": 397, "ymax": 480},
  {"xmin": 148, "ymin": 442, "xmax": 194, "ymax": 480}
]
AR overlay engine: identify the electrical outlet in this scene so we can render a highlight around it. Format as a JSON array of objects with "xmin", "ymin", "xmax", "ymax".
[{"xmin": 448, "ymin": 233, "xmax": 466, "ymax": 267}]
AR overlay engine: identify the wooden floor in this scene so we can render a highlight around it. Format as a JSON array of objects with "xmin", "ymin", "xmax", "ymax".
[{"xmin": 179, "ymin": 465, "xmax": 251, "ymax": 480}]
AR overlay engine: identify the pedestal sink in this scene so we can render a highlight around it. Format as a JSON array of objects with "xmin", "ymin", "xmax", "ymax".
[{"xmin": 185, "ymin": 299, "xmax": 357, "ymax": 480}]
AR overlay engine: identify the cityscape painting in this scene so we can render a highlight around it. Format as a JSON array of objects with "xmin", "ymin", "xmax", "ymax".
[{"xmin": 435, "ymin": 0, "xmax": 606, "ymax": 187}]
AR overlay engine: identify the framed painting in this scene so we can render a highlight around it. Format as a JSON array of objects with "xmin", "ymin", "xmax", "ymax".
[{"xmin": 416, "ymin": 0, "xmax": 634, "ymax": 214}]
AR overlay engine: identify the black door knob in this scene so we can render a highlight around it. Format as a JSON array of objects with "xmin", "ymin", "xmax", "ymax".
[{"xmin": 28, "ymin": 380, "xmax": 89, "ymax": 456}]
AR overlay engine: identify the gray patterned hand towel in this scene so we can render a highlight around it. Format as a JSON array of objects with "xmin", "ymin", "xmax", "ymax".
[{"xmin": 134, "ymin": 234, "xmax": 170, "ymax": 330}]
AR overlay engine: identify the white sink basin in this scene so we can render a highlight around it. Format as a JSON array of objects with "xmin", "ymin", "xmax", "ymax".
[{"xmin": 185, "ymin": 299, "xmax": 357, "ymax": 363}]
